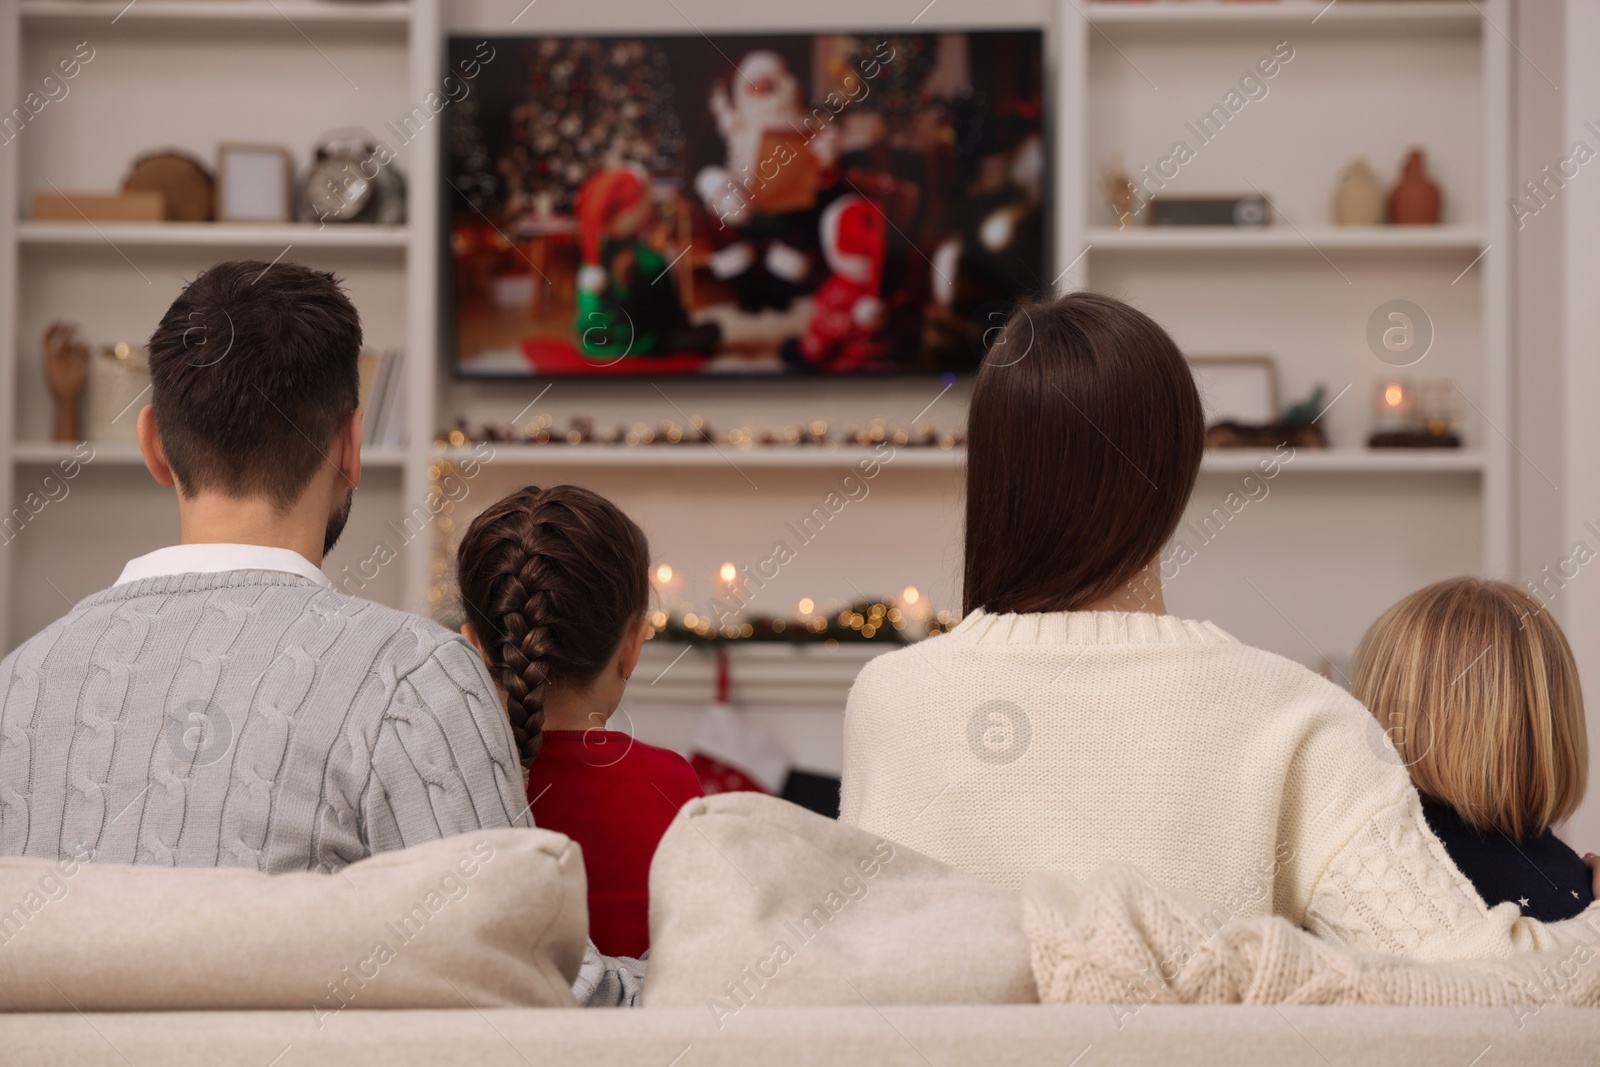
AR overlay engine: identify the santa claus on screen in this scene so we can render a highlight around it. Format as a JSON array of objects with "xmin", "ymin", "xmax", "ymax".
[
  {"xmin": 780, "ymin": 193, "xmax": 895, "ymax": 373},
  {"xmin": 695, "ymin": 50, "xmax": 839, "ymax": 313}
]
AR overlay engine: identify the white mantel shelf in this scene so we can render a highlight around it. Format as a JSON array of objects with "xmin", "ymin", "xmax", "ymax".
[{"xmin": 631, "ymin": 641, "xmax": 881, "ymax": 712}]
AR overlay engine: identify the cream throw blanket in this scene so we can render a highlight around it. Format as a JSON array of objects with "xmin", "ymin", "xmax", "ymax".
[{"xmin": 1024, "ymin": 864, "xmax": 1600, "ymax": 1014}]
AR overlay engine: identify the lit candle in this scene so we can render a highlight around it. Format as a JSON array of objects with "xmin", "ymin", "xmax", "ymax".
[
  {"xmin": 715, "ymin": 561, "xmax": 742, "ymax": 604},
  {"xmin": 1373, "ymin": 379, "xmax": 1414, "ymax": 432},
  {"xmin": 652, "ymin": 562, "xmax": 683, "ymax": 602}
]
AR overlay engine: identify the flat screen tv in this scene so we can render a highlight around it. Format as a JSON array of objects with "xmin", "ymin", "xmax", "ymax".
[{"xmin": 443, "ymin": 30, "xmax": 1047, "ymax": 378}]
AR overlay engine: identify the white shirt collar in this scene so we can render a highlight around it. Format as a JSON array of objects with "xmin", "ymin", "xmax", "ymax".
[{"xmin": 114, "ymin": 544, "xmax": 331, "ymax": 588}]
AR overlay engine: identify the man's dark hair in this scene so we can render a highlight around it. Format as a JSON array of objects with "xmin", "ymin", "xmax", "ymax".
[
  {"xmin": 963, "ymin": 291, "xmax": 1205, "ymax": 615},
  {"xmin": 146, "ymin": 260, "xmax": 362, "ymax": 509}
]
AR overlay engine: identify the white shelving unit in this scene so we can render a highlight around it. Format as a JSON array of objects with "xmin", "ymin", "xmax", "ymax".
[
  {"xmin": 0, "ymin": 0, "xmax": 1517, "ymax": 678},
  {"xmin": 1060, "ymin": 0, "xmax": 1513, "ymax": 606},
  {"xmin": 0, "ymin": 0, "xmax": 436, "ymax": 645}
]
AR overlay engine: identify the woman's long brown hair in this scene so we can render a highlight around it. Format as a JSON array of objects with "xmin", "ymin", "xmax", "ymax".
[
  {"xmin": 456, "ymin": 484, "xmax": 650, "ymax": 768},
  {"xmin": 963, "ymin": 292, "xmax": 1205, "ymax": 615}
]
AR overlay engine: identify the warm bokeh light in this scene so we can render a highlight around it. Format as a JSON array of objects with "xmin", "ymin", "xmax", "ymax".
[
  {"xmin": 1385, "ymin": 384, "xmax": 1404, "ymax": 407},
  {"xmin": 655, "ymin": 564, "xmax": 674, "ymax": 583},
  {"xmin": 798, "ymin": 597, "xmax": 815, "ymax": 614},
  {"xmin": 902, "ymin": 585, "xmax": 921, "ymax": 605},
  {"xmin": 719, "ymin": 562, "xmax": 737, "ymax": 582}
]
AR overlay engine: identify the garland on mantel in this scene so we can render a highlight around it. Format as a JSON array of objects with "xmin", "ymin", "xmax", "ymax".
[
  {"xmin": 644, "ymin": 598, "xmax": 961, "ymax": 646},
  {"xmin": 438, "ymin": 414, "xmax": 966, "ymax": 451},
  {"xmin": 424, "ymin": 458, "xmax": 959, "ymax": 642}
]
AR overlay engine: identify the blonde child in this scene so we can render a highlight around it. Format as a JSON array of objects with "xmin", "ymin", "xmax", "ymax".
[{"xmin": 1352, "ymin": 577, "xmax": 1593, "ymax": 920}]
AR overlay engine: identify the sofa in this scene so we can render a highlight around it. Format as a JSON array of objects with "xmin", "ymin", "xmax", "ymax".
[
  {"xmin": 3, "ymin": 794, "xmax": 1597, "ymax": 1066},
  {"xmin": 7, "ymin": 1005, "xmax": 1598, "ymax": 1066}
]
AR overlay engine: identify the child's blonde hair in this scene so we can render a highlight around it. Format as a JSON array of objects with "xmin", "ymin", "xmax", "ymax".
[{"xmin": 1350, "ymin": 577, "xmax": 1587, "ymax": 841}]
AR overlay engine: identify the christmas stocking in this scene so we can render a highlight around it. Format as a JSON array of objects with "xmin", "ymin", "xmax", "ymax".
[{"xmin": 689, "ymin": 647, "xmax": 790, "ymax": 795}]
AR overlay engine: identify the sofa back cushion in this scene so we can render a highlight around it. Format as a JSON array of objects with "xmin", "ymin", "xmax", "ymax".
[
  {"xmin": 644, "ymin": 792, "xmax": 1037, "ymax": 1016},
  {"xmin": 0, "ymin": 829, "xmax": 586, "ymax": 1013}
]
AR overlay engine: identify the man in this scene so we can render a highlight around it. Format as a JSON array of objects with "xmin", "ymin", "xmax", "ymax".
[{"xmin": 0, "ymin": 261, "xmax": 527, "ymax": 873}]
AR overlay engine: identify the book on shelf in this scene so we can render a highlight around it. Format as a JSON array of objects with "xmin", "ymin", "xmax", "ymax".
[
  {"xmin": 379, "ymin": 351, "xmax": 407, "ymax": 448},
  {"xmin": 360, "ymin": 348, "xmax": 406, "ymax": 447}
]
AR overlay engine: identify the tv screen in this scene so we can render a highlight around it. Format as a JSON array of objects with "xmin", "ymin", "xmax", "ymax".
[{"xmin": 443, "ymin": 30, "xmax": 1047, "ymax": 378}]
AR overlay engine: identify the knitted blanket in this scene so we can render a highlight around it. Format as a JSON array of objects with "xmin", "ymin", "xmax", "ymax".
[{"xmin": 1024, "ymin": 864, "xmax": 1600, "ymax": 1014}]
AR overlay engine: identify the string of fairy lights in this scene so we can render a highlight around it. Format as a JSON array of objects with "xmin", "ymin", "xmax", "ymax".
[{"xmin": 424, "ymin": 458, "xmax": 959, "ymax": 643}]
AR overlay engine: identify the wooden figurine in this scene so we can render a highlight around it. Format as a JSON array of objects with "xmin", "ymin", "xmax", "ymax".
[
  {"xmin": 1102, "ymin": 157, "xmax": 1136, "ymax": 229},
  {"xmin": 43, "ymin": 322, "xmax": 90, "ymax": 443}
]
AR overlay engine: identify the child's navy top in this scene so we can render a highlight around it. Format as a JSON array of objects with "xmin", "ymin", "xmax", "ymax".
[{"xmin": 1422, "ymin": 800, "xmax": 1593, "ymax": 922}]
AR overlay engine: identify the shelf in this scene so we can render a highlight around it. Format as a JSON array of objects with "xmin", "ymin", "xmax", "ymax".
[
  {"xmin": 20, "ymin": 1, "xmax": 412, "ymax": 25},
  {"xmin": 17, "ymin": 222, "xmax": 409, "ymax": 250},
  {"xmin": 440, "ymin": 444, "xmax": 961, "ymax": 471},
  {"xmin": 435, "ymin": 444, "xmax": 1483, "ymax": 476},
  {"xmin": 1086, "ymin": 226, "xmax": 1485, "ymax": 252},
  {"xmin": 13, "ymin": 442, "xmax": 1475, "ymax": 477},
  {"xmin": 1199, "ymin": 448, "xmax": 1482, "ymax": 474},
  {"xmin": 11, "ymin": 442, "xmax": 409, "ymax": 468},
  {"xmin": 1085, "ymin": 1, "xmax": 1482, "ymax": 31}
]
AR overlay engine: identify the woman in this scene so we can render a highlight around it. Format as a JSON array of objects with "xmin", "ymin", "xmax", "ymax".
[{"xmin": 840, "ymin": 292, "xmax": 1597, "ymax": 959}]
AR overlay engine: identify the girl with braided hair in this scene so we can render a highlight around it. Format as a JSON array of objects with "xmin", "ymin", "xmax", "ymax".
[{"xmin": 458, "ymin": 484, "xmax": 702, "ymax": 959}]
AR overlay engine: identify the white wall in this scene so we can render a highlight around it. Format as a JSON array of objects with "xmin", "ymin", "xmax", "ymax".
[{"xmin": 1557, "ymin": 0, "xmax": 1600, "ymax": 844}]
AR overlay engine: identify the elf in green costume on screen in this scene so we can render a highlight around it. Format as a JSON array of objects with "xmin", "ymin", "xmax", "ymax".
[{"xmin": 575, "ymin": 165, "xmax": 720, "ymax": 361}]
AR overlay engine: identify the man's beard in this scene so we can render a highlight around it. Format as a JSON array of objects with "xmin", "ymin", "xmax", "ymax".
[{"xmin": 323, "ymin": 487, "xmax": 354, "ymax": 558}]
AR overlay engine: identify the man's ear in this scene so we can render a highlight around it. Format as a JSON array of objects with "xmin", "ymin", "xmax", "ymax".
[
  {"xmin": 619, "ymin": 615, "xmax": 648, "ymax": 681},
  {"xmin": 136, "ymin": 405, "xmax": 176, "ymax": 488},
  {"xmin": 337, "ymin": 409, "xmax": 363, "ymax": 491}
]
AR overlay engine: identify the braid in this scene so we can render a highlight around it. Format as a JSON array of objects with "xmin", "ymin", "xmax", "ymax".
[
  {"xmin": 457, "ymin": 484, "xmax": 652, "ymax": 770},
  {"xmin": 494, "ymin": 558, "xmax": 556, "ymax": 767}
]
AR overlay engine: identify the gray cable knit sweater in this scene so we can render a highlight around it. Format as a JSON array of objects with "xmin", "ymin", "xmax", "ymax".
[{"xmin": 0, "ymin": 571, "xmax": 530, "ymax": 873}]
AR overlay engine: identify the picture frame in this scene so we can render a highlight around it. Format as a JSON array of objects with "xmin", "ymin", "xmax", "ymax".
[
  {"xmin": 1188, "ymin": 356, "xmax": 1280, "ymax": 426},
  {"xmin": 215, "ymin": 143, "xmax": 293, "ymax": 223}
]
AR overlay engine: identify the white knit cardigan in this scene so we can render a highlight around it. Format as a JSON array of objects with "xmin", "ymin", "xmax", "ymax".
[
  {"xmin": 1023, "ymin": 863, "xmax": 1600, "ymax": 1008},
  {"xmin": 839, "ymin": 609, "xmax": 1600, "ymax": 960}
]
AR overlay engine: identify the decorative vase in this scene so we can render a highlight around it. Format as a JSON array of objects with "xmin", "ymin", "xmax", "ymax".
[
  {"xmin": 1333, "ymin": 158, "xmax": 1384, "ymax": 226},
  {"xmin": 1388, "ymin": 149, "xmax": 1442, "ymax": 225}
]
